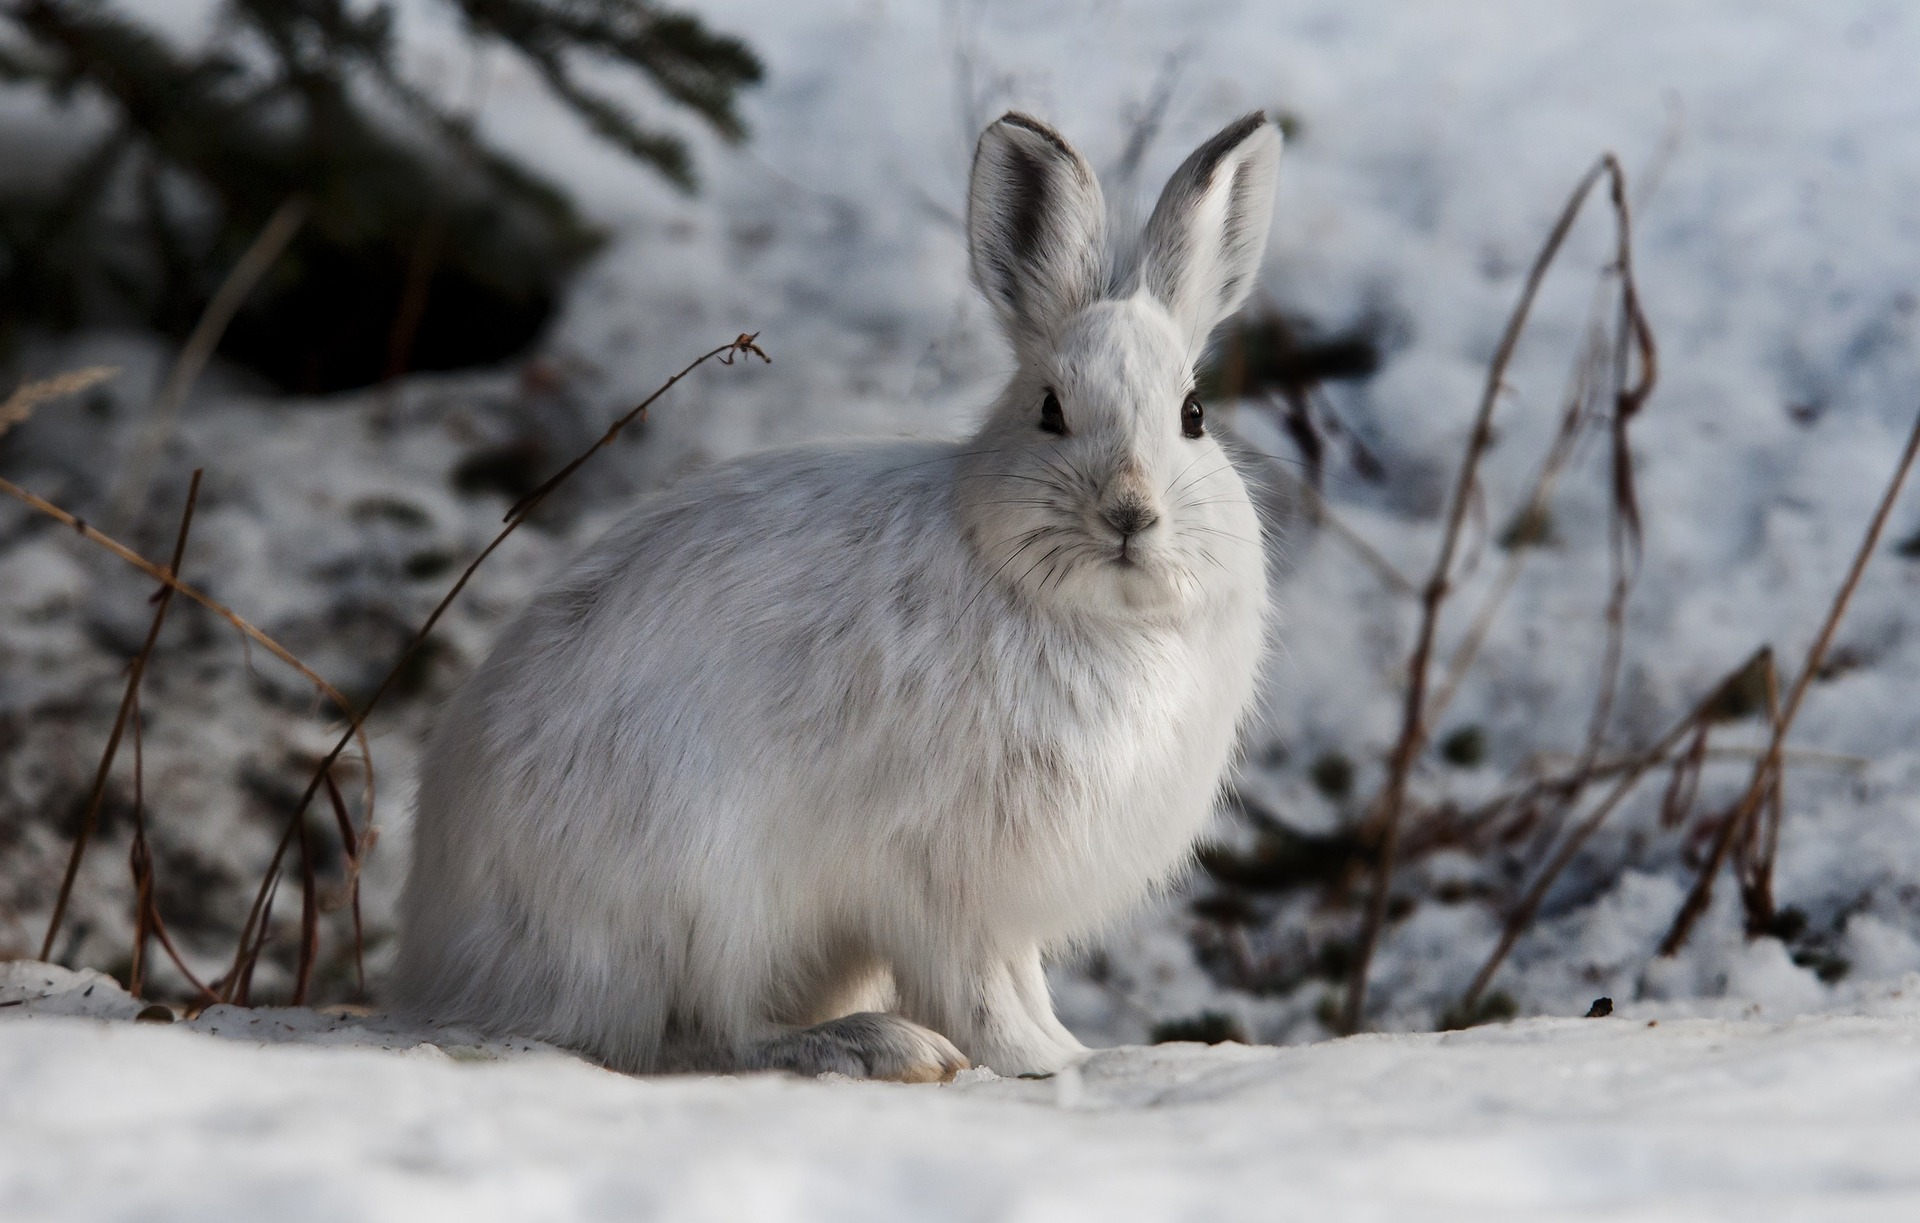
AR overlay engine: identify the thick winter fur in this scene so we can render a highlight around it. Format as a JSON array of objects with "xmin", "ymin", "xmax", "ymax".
[{"xmin": 394, "ymin": 111, "xmax": 1284, "ymax": 1079}]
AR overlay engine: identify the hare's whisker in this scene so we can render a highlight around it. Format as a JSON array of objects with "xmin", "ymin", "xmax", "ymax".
[
  {"xmin": 1179, "ymin": 523, "xmax": 1263, "ymax": 548},
  {"xmin": 1162, "ymin": 451, "xmax": 1209, "ymax": 499},
  {"xmin": 1011, "ymin": 543, "xmax": 1070, "ymax": 593},
  {"xmin": 955, "ymin": 528, "xmax": 1053, "ymax": 623},
  {"xmin": 1167, "ymin": 461, "xmax": 1236, "ymax": 501}
]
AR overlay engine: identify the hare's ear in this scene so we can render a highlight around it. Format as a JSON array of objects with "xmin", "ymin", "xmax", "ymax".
[
  {"xmin": 967, "ymin": 113, "xmax": 1107, "ymax": 342},
  {"xmin": 1135, "ymin": 112, "xmax": 1281, "ymax": 337}
]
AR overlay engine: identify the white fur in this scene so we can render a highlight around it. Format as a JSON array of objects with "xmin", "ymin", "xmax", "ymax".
[{"xmin": 394, "ymin": 111, "xmax": 1284, "ymax": 1077}]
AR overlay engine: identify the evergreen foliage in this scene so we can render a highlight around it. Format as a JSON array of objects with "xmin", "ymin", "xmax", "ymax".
[{"xmin": 0, "ymin": 0, "xmax": 761, "ymax": 390}]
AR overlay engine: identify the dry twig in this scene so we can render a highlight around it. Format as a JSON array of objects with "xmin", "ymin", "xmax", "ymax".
[
  {"xmin": 1738, "ymin": 658, "xmax": 1790, "ymax": 929},
  {"xmin": 0, "ymin": 367, "xmax": 119, "ymax": 442},
  {"xmin": 1579, "ymin": 162, "xmax": 1659, "ymax": 772},
  {"xmin": 39, "ymin": 471, "xmax": 202, "ymax": 962},
  {"xmin": 112, "ymin": 197, "xmax": 309, "ymax": 527},
  {"xmin": 1457, "ymin": 646, "xmax": 1769, "ymax": 1013},
  {"xmin": 221, "ymin": 333, "xmax": 770, "ymax": 1002},
  {"xmin": 1659, "ymin": 405, "xmax": 1920, "ymax": 954},
  {"xmin": 323, "ymin": 770, "xmax": 367, "ymax": 994},
  {"xmin": 126, "ymin": 678, "xmax": 218, "ymax": 1002},
  {"xmin": 126, "ymin": 687, "xmax": 152, "ymax": 995},
  {"xmin": 0, "ymin": 477, "xmax": 370, "ymax": 795},
  {"xmin": 1428, "ymin": 282, "xmax": 1614, "ymax": 723},
  {"xmin": 1342, "ymin": 155, "xmax": 1650, "ymax": 1034}
]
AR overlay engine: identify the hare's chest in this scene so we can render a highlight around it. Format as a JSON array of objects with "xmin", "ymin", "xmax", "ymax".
[
  {"xmin": 933, "ymin": 622, "xmax": 1254, "ymax": 933},
  {"xmin": 997, "ymin": 619, "xmax": 1255, "ymax": 819}
]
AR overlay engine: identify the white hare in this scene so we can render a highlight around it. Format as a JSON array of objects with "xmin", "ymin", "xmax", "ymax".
[{"xmin": 394, "ymin": 111, "xmax": 1282, "ymax": 1080}]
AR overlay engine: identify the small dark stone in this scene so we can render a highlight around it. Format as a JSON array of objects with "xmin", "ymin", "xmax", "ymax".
[
  {"xmin": 1584, "ymin": 997, "xmax": 1614, "ymax": 1018},
  {"xmin": 135, "ymin": 1004, "xmax": 175, "ymax": 1024}
]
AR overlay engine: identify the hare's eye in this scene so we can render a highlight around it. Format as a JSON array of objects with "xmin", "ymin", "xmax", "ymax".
[
  {"xmin": 1181, "ymin": 392, "xmax": 1206, "ymax": 439},
  {"xmin": 1039, "ymin": 389, "xmax": 1068, "ymax": 435}
]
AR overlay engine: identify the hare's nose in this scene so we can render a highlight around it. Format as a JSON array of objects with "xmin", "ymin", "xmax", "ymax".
[{"xmin": 1101, "ymin": 499, "xmax": 1160, "ymax": 538}]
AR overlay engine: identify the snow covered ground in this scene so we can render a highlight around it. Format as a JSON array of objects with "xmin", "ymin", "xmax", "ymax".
[
  {"xmin": 8, "ymin": 962, "xmax": 1920, "ymax": 1222},
  {"xmin": 8, "ymin": 1, "xmax": 1920, "ymax": 1213}
]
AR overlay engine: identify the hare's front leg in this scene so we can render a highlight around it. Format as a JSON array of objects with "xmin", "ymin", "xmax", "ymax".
[
  {"xmin": 739, "ymin": 1013, "xmax": 968, "ymax": 1083},
  {"xmin": 896, "ymin": 948, "xmax": 1088, "ymax": 1076}
]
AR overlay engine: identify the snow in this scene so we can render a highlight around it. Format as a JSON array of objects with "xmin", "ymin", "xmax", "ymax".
[
  {"xmin": 8, "ymin": 0, "xmax": 1920, "ymax": 1212},
  {"xmin": 8, "ymin": 963, "xmax": 1920, "ymax": 1221}
]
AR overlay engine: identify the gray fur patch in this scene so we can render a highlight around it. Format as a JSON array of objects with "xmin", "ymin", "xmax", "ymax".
[{"xmin": 742, "ymin": 1011, "xmax": 967, "ymax": 1082}]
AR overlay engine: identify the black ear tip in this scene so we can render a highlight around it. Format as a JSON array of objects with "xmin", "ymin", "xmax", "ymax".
[
  {"xmin": 992, "ymin": 112, "xmax": 1075, "ymax": 157},
  {"xmin": 1221, "ymin": 111, "xmax": 1273, "ymax": 145}
]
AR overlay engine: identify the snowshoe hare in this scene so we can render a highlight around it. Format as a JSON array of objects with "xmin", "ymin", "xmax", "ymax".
[{"xmin": 395, "ymin": 111, "xmax": 1282, "ymax": 1080}]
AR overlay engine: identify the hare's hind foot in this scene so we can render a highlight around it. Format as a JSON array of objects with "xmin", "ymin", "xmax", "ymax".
[{"xmin": 742, "ymin": 1012, "xmax": 967, "ymax": 1083}]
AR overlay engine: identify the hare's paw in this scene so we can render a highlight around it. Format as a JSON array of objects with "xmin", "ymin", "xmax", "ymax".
[{"xmin": 745, "ymin": 1012, "xmax": 967, "ymax": 1083}]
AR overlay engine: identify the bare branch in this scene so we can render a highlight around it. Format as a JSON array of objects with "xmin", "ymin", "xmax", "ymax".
[
  {"xmin": 1343, "ymin": 155, "xmax": 1647, "ymax": 1034},
  {"xmin": 1458, "ymin": 647, "xmax": 1769, "ymax": 1014},
  {"xmin": 40, "ymin": 471, "xmax": 203, "ymax": 962},
  {"xmin": 1659, "ymin": 405, "xmax": 1920, "ymax": 955}
]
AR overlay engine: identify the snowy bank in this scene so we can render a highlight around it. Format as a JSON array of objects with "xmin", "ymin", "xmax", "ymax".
[{"xmin": 6, "ymin": 963, "xmax": 1920, "ymax": 1221}]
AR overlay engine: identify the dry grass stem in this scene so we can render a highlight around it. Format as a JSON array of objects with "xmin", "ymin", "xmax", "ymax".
[
  {"xmin": 323, "ymin": 770, "xmax": 367, "ymax": 993},
  {"xmin": 1657, "ymin": 720, "xmax": 1712, "ymax": 830},
  {"xmin": 0, "ymin": 477, "xmax": 372, "ymax": 811},
  {"xmin": 292, "ymin": 804, "xmax": 320, "ymax": 1005},
  {"xmin": 0, "ymin": 367, "xmax": 119, "ymax": 442},
  {"xmin": 127, "ymin": 691, "xmax": 219, "ymax": 1002},
  {"xmin": 1578, "ymin": 165, "xmax": 1658, "ymax": 769},
  {"xmin": 1739, "ymin": 659, "xmax": 1790, "ymax": 929},
  {"xmin": 1342, "ymin": 155, "xmax": 1650, "ymax": 1034},
  {"xmin": 1457, "ymin": 646, "xmax": 1769, "ymax": 1012},
  {"xmin": 1659, "ymin": 404, "xmax": 1920, "ymax": 955},
  {"xmin": 1429, "ymin": 285, "xmax": 1616, "ymax": 723},
  {"xmin": 39, "ymin": 471, "xmax": 203, "ymax": 962},
  {"xmin": 112, "ymin": 197, "xmax": 309, "ymax": 527},
  {"xmin": 127, "ymin": 686, "xmax": 151, "ymax": 995}
]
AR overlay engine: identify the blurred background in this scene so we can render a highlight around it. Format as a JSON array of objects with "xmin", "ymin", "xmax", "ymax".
[{"xmin": 4, "ymin": 0, "xmax": 1920, "ymax": 1044}]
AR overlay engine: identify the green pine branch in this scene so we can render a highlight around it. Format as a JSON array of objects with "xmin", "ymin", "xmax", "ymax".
[{"xmin": 0, "ymin": 0, "xmax": 760, "ymax": 386}]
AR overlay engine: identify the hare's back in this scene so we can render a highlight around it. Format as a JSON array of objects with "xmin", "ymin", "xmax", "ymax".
[
  {"xmin": 580, "ymin": 439, "xmax": 960, "ymax": 633},
  {"xmin": 471, "ymin": 440, "xmax": 969, "ymax": 759}
]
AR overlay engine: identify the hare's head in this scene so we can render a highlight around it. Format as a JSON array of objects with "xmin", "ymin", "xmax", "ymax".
[{"xmin": 955, "ymin": 112, "xmax": 1281, "ymax": 620}]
